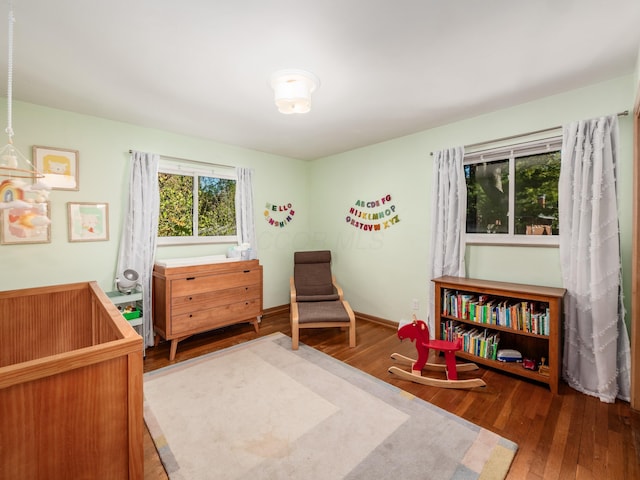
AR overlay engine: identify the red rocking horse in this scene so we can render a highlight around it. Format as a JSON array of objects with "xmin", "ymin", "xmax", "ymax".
[{"xmin": 388, "ymin": 315, "xmax": 486, "ymax": 389}]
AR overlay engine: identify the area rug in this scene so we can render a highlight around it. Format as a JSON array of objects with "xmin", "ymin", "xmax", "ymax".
[{"xmin": 144, "ymin": 333, "xmax": 517, "ymax": 480}]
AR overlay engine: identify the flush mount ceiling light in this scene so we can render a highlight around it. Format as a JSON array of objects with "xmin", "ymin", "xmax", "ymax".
[{"xmin": 270, "ymin": 69, "xmax": 319, "ymax": 114}]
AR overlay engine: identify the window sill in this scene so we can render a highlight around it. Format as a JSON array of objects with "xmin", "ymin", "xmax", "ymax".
[
  {"xmin": 157, "ymin": 235, "xmax": 238, "ymax": 246},
  {"xmin": 465, "ymin": 234, "xmax": 559, "ymax": 247}
]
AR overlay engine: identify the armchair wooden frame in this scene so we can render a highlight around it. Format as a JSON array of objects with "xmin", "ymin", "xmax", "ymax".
[{"xmin": 289, "ymin": 275, "xmax": 356, "ymax": 350}]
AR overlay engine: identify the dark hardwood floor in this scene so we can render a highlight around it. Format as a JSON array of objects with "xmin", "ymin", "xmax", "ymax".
[{"xmin": 142, "ymin": 312, "xmax": 640, "ymax": 480}]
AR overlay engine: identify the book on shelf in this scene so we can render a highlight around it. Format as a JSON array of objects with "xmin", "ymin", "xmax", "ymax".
[
  {"xmin": 440, "ymin": 320, "xmax": 500, "ymax": 360},
  {"xmin": 442, "ymin": 288, "xmax": 452, "ymax": 316}
]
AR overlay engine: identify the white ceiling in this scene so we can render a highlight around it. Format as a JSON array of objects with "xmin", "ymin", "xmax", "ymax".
[{"xmin": 2, "ymin": 1, "xmax": 640, "ymax": 160}]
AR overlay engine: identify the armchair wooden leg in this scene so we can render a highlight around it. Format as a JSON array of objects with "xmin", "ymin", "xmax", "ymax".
[
  {"xmin": 349, "ymin": 325, "xmax": 356, "ymax": 347},
  {"xmin": 290, "ymin": 300, "xmax": 300, "ymax": 350},
  {"xmin": 292, "ymin": 326, "xmax": 299, "ymax": 350}
]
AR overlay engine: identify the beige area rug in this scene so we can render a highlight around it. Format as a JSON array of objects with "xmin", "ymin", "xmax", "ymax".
[{"xmin": 144, "ymin": 333, "xmax": 517, "ymax": 480}]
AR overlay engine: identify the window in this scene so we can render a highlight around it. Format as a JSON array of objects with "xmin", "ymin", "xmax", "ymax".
[
  {"xmin": 465, "ymin": 137, "xmax": 561, "ymax": 245},
  {"xmin": 157, "ymin": 159, "xmax": 237, "ymax": 245}
]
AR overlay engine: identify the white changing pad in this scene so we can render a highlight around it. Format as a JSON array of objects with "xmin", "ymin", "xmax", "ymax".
[{"xmin": 154, "ymin": 255, "xmax": 236, "ymax": 268}]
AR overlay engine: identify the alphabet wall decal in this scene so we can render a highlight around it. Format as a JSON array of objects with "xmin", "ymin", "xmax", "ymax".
[
  {"xmin": 264, "ymin": 202, "xmax": 295, "ymax": 228},
  {"xmin": 345, "ymin": 194, "xmax": 400, "ymax": 231}
]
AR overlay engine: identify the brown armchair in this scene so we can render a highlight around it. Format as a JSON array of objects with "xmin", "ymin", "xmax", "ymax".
[{"xmin": 289, "ymin": 250, "xmax": 356, "ymax": 350}]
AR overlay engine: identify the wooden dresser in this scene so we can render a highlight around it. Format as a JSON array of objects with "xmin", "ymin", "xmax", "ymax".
[{"xmin": 153, "ymin": 259, "xmax": 263, "ymax": 360}]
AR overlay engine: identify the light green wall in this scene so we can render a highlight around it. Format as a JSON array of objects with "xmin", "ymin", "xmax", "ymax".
[
  {"xmin": 1, "ymin": 74, "xmax": 636, "ymax": 328},
  {"xmin": 0, "ymin": 100, "xmax": 310, "ymax": 308},
  {"xmin": 310, "ymin": 75, "xmax": 636, "ymax": 325}
]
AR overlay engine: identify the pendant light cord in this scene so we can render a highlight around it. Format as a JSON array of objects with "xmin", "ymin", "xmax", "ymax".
[{"xmin": 5, "ymin": 3, "xmax": 14, "ymax": 143}]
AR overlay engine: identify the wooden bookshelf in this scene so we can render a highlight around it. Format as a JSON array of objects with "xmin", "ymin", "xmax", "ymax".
[{"xmin": 432, "ymin": 276, "xmax": 565, "ymax": 394}]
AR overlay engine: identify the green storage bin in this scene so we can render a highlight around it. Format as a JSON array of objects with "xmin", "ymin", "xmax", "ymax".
[{"xmin": 122, "ymin": 309, "xmax": 141, "ymax": 320}]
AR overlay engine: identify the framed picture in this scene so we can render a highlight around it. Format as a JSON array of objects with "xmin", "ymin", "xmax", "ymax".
[
  {"xmin": 0, "ymin": 202, "xmax": 51, "ymax": 245},
  {"xmin": 67, "ymin": 202, "xmax": 109, "ymax": 242},
  {"xmin": 33, "ymin": 146, "xmax": 79, "ymax": 190}
]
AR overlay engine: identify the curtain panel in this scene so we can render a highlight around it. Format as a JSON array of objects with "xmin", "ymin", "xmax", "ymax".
[
  {"xmin": 235, "ymin": 167, "xmax": 257, "ymax": 252},
  {"xmin": 116, "ymin": 150, "xmax": 160, "ymax": 348},
  {"xmin": 428, "ymin": 146, "xmax": 466, "ymax": 335},
  {"xmin": 559, "ymin": 115, "xmax": 631, "ymax": 402}
]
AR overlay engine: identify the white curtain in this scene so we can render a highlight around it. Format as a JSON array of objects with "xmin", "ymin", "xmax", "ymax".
[
  {"xmin": 559, "ymin": 115, "xmax": 631, "ymax": 402},
  {"xmin": 235, "ymin": 167, "xmax": 257, "ymax": 251},
  {"xmin": 428, "ymin": 146, "xmax": 466, "ymax": 336},
  {"xmin": 116, "ymin": 150, "xmax": 160, "ymax": 348}
]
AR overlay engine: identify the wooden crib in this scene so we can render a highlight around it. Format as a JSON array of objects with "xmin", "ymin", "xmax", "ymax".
[{"xmin": 0, "ymin": 281, "xmax": 143, "ymax": 479}]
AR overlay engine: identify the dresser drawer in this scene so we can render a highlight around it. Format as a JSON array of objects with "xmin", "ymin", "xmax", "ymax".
[
  {"xmin": 170, "ymin": 298, "xmax": 262, "ymax": 336},
  {"xmin": 171, "ymin": 285, "xmax": 261, "ymax": 316},
  {"xmin": 171, "ymin": 269, "xmax": 261, "ymax": 296}
]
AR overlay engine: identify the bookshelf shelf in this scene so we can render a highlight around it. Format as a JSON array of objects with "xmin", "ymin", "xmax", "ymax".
[
  {"xmin": 440, "ymin": 315, "xmax": 550, "ymax": 339},
  {"xmin": 433, "ymin": 276, "xmax": 565, "ymax": 394}
]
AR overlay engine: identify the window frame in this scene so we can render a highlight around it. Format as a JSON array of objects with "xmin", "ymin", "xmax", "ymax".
[
  {"xmin": 157, "ymin": 158, "xmax": 238, "ymax": 246},
  {"xmin": 464, "ymin": 136, "xmax": 562, "ymax": 247}
]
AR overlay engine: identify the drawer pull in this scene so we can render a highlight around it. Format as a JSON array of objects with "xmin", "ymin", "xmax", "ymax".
[
  {"xmin": 189, "ymin": 314, "xmax": 193, "ymax": 317},
  {"xmin": 188, "ymin": 296, "xmax": 193, "ymax": 301},
  {"xmin": 243, "ymin": 270, "xmax": 250, "ymax": 273},
  {"xmin": 186, "ymin": 277, "xmax": 196, "ymax": 280}
]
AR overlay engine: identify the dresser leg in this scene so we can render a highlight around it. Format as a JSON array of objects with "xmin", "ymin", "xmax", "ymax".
[
  {"xmin": 169, "ymin": 339, "xmax": 179, "ymax": 361},
  {"xmin": 168, "ymin": 335, "xmax": 192, "ymax": 361}
]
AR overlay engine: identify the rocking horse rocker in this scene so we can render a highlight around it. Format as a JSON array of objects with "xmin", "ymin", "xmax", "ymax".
[{"xmin": 389, "ymin": 316, "xmax": 486, "ymax": 389}]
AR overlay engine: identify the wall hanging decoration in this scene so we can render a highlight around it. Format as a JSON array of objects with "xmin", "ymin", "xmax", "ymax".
[
  {"xmin": 0, "ymin": 201, "xmax": 50, "ymax": 244},
  {"xmin": 67, "ymin": 202, "xmax": 109, "ymax": 242},
  {"xmin": 345, "ymin": 194, "xmax": 401, "ymax": 231},
  {"xmin": 0, "ymin": 3, "xmax": 51, "ymax": 227},
  {"xmin": 33, "ymin": 146, "xmax": 79, "ymax": 191},
  {"xmin": 264, "ymin": 202, "xmax": 295, "ymax": 227}
]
